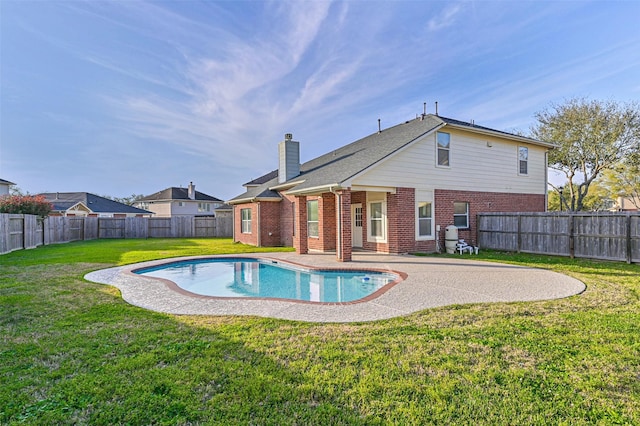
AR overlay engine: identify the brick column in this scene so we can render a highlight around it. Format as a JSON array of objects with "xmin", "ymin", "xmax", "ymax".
[
  {"xmin": 336, "ymin": 189, "xmax": 352, "ymax": 262},
  {"xmin": 294, "ymin": 195, "xmax": 308, "ymax": 254}
]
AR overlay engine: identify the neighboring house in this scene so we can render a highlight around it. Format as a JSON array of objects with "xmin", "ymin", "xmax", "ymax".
[
  {"xmin": 229, "ymin": 114, "xmax": 555, "ymax": 262},
  {"xmin": 40, "ymin": 192, "xmax": 152, "ymax": 217},
  {"xmin": 612, "ymin": 196, "xmax": 640, "ymax": 211},
  {"xmin": 134, "ymin": 182, "xmax": 224, "ymax": 217},
  {"xmin": 0, "ymin": 178, "xmax": 15, "ymax": 196}
]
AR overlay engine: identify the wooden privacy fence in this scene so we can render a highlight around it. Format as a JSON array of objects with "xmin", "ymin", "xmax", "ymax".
[
  {"xmin": 0, "ymin": 214, "xmax": 233, "ymax": 254},
  {"xmin": 477, "ymin": 212, "xmax": 640, "ymax": 263}
]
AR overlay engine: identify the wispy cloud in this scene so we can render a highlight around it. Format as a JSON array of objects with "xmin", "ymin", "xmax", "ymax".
[
  {"xmin": 105, "ymin": 2, "xmax": 385, "ymax": 170},
  {"xmin": 455, "ymin": 38, "xmax": 640, "ymax": 131},
  {"xmin": 5, "ymin": 0, "xmax": 639, "ymax": 198},
  {"xmin": 427, "ymin": 3, "xmax": 463, "ymax": 32}
]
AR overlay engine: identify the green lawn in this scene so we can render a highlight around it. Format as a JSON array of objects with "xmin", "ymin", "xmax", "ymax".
[{"xmin": 1, "ymin": 238, "xmax": 638, "ymax": 425}]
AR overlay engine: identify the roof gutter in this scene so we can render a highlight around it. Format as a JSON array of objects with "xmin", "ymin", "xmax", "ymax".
[
  {"xmin": 227, "ymin": 196, "xmax": 281, "ymax": 205},
  {"xmin": 285, "ymin": 183, "xmax": 342, "ymax": 196}
]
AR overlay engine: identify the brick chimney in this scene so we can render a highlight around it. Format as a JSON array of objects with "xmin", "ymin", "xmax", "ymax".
[
  {"xmin": 187, "ymin": 182, "xmax": 196, "ymax": 200},
  {"xmin": 278, "ymin": 133, "xmax": 300, "ymax": 184}
]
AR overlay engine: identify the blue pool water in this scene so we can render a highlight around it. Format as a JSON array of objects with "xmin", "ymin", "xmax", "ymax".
[{"xmin": 135, "ymin": 258, "xmax": 396, "ymax": 303}]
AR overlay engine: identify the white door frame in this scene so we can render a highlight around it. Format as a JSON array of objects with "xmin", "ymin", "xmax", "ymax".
[{"xmin": 351, "ymin": 203, "xmax": 363, "ymax": 247}]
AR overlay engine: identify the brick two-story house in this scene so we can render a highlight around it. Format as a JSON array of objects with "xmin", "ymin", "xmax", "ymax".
[{"xmin": 229, "ymin": 114, "xmax": 554, "ymax": 262}]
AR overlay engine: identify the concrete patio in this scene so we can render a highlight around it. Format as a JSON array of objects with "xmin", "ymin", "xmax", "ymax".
[{"xmin": 84, "ymin": 252, "xmax": 586, "ymax": 323}]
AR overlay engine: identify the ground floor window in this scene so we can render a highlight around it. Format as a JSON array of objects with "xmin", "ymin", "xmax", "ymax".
[
  {"xmin": 453, "ymin": 202, "xmax": 469, "ymax": 229},
  {"xmin": 417, "ymin": 202, "xmax": 432, "ymax": 237},
  {"xmin": 241, "ymin": 208, "xmax": 252, "ymax": 233},
  {"xmin": 367, "ymin": 194, "xmax": 387, "ymax": 242},
  {"xmin": 307, "ymin": 200, "xmax": 319, "ymax": 238}
]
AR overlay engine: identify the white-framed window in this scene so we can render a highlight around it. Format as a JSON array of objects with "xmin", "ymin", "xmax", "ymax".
[
  {"xmin": 241, "ymin": 208, "xmax": 252, "ymax": 233},
  {"xmin": 437, "ymin": 131, "xmax": 450, "ymax": 167},
  {"xmin": 417, "ymin": 202, "xmax": 433, "ymax": 238},
  {"xmin": 307, "ymin": 200, "xmax": 319, "ymax": 238},
  {"xmin": 453, "ymin": 202, "xmax": 469, "ymax": 229},
  {"xmin": 177, "ymin": 201, "xmax": 185, "ymax": 207},
  {"xmin": 367, "ymin": 193, "xmax": 387, "ymax": 242},
  {"xmin": 519, "ymin": 146, "xmax": 528, "ymax": 175},
  {"xmin": 198, "ymin": 202, "xmax": 211, "ymax": 212}
]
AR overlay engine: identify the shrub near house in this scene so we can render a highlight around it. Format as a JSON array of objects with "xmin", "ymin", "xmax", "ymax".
[{"xmin": 0, "ymin": 195, "xmax": 52, "ymax": 217}]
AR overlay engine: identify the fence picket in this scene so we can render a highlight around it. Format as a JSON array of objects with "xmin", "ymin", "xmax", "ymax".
[
  {"xmin": 478, "ymin": 212, "xmax": 640, "ymax": 263},
  {"xmin": 1, "ymin": 214, "xmax": 233, "ymax": 254}
]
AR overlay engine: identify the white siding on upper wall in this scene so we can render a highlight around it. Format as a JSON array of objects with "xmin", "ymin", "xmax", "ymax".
[{"xmin": 351, "ymin": 128, "xmax": 547, "ymax": 194}]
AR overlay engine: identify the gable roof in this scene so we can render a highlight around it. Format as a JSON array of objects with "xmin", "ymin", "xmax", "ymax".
[
  {"xmin": 0, "ymin": 178, "xmax": 15, "ymax": 186},
  {"xmin": 229, "ymin": 114, "xmax": 553, "ymax": 203},
  {"xmin": 138, "ymin": 187, "xmax": 223, "ymax": 202},
  {"xmin": 39, "ymin": 192, "xmax": 151, "ymax": 214}
]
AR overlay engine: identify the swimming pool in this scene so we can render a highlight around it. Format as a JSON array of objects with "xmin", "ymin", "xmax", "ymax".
[{"xmin": 134, "ymin": 258, "xmax": 398, "ymax": 303}]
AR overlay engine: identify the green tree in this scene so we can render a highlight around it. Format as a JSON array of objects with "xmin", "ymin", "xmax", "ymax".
[
  {"xmin": 548, "ymin": 180, "xmax": 614, "ymax": 212},
  {"xmin": 532, "ymin": 98, "xmax": 640, "ymax": 211},
  {"xmin": 601, "ymin": 152, "xmax": 640, "ymax": 210}
]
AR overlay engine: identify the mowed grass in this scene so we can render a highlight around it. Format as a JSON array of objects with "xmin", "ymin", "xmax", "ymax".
[{"xmin": 1, "ymin": 239, "xmax": 638, "ymax": 425}]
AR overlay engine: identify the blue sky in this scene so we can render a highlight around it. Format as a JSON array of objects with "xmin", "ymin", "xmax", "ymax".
[{"xmin": 1, "ymin": 1, "xmax": 639, "ymax": 200}]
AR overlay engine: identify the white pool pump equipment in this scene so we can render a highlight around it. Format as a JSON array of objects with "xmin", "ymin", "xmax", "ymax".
[{"xmin": 444, "ymin": 225, "xmax": 458, "ymax": 254}]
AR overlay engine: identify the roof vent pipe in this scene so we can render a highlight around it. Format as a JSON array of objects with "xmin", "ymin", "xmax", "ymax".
[
  {"xmin": 435, "ymin": 101, "xmax": 439, "ymax": 116},
  {"xmin": 378, "ymin": 118, "xmax": 381, "ymax": 133}
]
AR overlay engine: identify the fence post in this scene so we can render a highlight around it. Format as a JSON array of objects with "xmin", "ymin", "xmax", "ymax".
[
  {"xmin": 626, "ymin": 214, "xmax": 632, "ymax": 264},
  {"xmin": 569, "ymin": 213, "xmax": 575, "ymax": 259},
  {"xmin": 517, "ymin": 214, "xmax": 522, "ymax": 253},
  {"xmin": 22, "ymin": 215, "xmax": 26, "ymax": 251}
]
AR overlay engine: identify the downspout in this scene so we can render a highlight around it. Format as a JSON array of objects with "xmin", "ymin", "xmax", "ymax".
[
  {"xmin": 330, "ymin": 186, "xmax": 341, "ymax": 260},
  {"xmin": 256, "ymin": 201, "xmax": 261, "ymax": 247}
]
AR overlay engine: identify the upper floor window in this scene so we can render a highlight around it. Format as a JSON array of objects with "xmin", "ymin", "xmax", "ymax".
[
  {"xmin": 519, "ymin": 146, "xmax": 528, "ymax": 175},
  {"xmin": 307, "ymin": 200, "xmax": 319, "ymax": 238},
  {"xmin": 417, "ymin": 202, "xmax": 433, "ymax": 237},
  {"xmin": 177, "ymin": 201, "xmax": 185, "ymax": 207},
  {"xmin": 198, "ymin": 202, "xmax": 211, "ymax": 212},
  {"xmin": 241, "ymin": 208, "xmax": 252, "ymax": 233},
  {"xmin": 437, "ymin": 132, "xmax": 450, "ymax": 166},
  {"xmin": 453, "ymin": 202, "xmax": 469, "ymax": 229}
]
